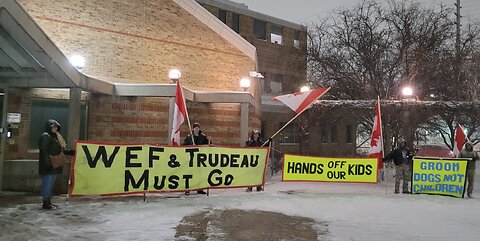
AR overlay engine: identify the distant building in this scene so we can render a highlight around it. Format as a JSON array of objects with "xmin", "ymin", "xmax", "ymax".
[{"xmin": 196, "ymin": 0, "xmax": 309, "ymax": 154}]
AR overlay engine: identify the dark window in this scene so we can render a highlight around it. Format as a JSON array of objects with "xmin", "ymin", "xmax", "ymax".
[
  {"xmin": 279, "ymin": 122, "xmax": 298, "ymax": 144},
  {"xmin": 294, "ymin": 30, "xmax": 300, "ymax": 48},
  {"xmin": 253, "ymin": 19, "xmax": 266, "ymax": 40},
  {"xmin": 232, "ymin": 13, "xmax": 240, "ymax": 33},
  {"xmin": 321, "ymin": 128, "xmax": 328, "ymax": 144},
  {"xmin": 29, "ymin": 99, "xmax": 88, "ymax": 149},
  {"xmin": 270, "ymin": 73, "xmax": 283, "ymax": 94},
  {"xmin": 218, "ymin": 9, "xmax": 227, "ymax": 24},
  {"xmin": 346, "ymin": 125, "xmax": 353, "ymax": 144},
  {"xmin": 330, "ymin": 124, "xmax": 337, "ymax": 143},
  {"xmin": 271, "ymin": 25, "xmax": 283, "ymax": 44}
]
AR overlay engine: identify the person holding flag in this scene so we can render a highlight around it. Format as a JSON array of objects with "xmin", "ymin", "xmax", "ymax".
[
  {"xmin": 383, "ymin": 138, "xmax": 414, "ymax": 194},
  {"xmin": 456, "ymin": 124, "xmax": 478, "ymax": 198},
  {"xmin": 169, "ymin": 78, "xmax": 208, "ymax": 195},
  {"xmin": 183, "ymin": 122, "xmax": 210, "ymax": 195},
  {"xmin": 459, "ymin": 142, "xmax": 478, "ymax": 198}
]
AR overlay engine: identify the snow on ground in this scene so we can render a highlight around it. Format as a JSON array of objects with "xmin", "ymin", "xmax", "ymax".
[{"xmin": 1, "ymin": 168, "xmax": 480, "ymax": 241}]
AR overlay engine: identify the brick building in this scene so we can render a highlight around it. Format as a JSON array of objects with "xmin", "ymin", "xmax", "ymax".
[
  {"xmin": 197, "ymin": 0, "xmax": 358, "ymax": 157},
  {"xmin": 0, "ymin": 0, "xmax": 261, "ymax": 191},
  {"xmin": 196, "ymin": 0, "xmax": 310, "ymax": 154}
]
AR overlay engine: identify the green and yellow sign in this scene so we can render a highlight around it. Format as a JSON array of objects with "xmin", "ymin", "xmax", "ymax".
[
  {"xmin": 282, "ymin": 154, "xmax": 378, "ymax": 183},
  {"xmin": 69, "ymin": 142, "xmax": 269, "ymax": 196},
  {"xmin": 412, "ymin": 157, "xmax": 468, "ymax": 198}
]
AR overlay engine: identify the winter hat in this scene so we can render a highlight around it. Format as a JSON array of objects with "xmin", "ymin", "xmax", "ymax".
[
  {"xmin": 192, "ymin": 122, "xmax": 201, "ymax": 129},
  {"xmin": 465, "ymin": 141, "xmax": 474, "ymax": 149}
]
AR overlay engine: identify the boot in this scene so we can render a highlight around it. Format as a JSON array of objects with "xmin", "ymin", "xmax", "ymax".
[
  {"xmin": 48, "ymin": 198, "xmax": 58, "ymax": 208},
  {"xmin": 246, "ymin": 187, "xmax": 253, "ymax": 192},
  {"xmin": 42, "ymin": 200, "xmax": 52, "ymax": 210},
  {"xmin": 256, "ymin": 186, "xmax": 263, "ymax": 191}
]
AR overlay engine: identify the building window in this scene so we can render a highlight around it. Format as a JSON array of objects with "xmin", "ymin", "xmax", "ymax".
[
  {"xmin": 232, "ymin": 13, "xmax": 240, "ymax": 33},
  {"xmin": 279, "ymin": 122, "xmax": 298, "ymax": 144},
  {"xmin": 330, "ymin": 124, "xmax": 337, "ymax": 143},
  {"xmin": 346, "ymin": 124, "xmax": 353, "ymax": 144},
  {"xmin": 270, "ymin": 73, "xmax": 283, "ymax": 94},
  {"xmin": 218, "ymin": 9, "xmax": 227, "ymax": 24},
  {"xmin": 253, "ymin": 19, "xmax": 266, "ymax": 40},
  {"xmin": 271, "ymin": 25, "xmax": 283, "ymax": 44},
  {"xmin": 29, "ymin": 98, "xmax": 88, "ymax": 149},
  {"xmin": 294, "ymin": 30, "xmax": 300, "ymax": 48},
  {"xmin": 321, "ymin": 128, "xmax": 328, "ymax": 144}
]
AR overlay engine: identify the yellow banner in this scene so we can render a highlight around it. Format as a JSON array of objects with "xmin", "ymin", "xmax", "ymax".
[
  {"xmin": 282, "ymin": 154, "xmax": 378, "ymax": 183},
  {"xmin": 69, "ymin": 142, "xmax": 269, "ymax": 196},
  {"xmin": 412, "ymin": 157, "xmax": 468, "ymax": 198}
]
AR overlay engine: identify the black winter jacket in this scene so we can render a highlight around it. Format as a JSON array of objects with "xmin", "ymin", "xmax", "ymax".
[
  {"xmin": 38, "ymin": 120, "xmax": 63, "ymax": 175},
  {"xmin": 246, "ymin": 138, "xmax": 269, "ymax": 147},
  {"xmin": 384, "ymin": 147, "xmax": 413, "ymax": 166},
  {"xmin": 183, "ymin": 131, "xmax": 209, "ymax": 145}
]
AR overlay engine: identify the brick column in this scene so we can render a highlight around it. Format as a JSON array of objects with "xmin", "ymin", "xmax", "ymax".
[
  {"xmin": 67, "ymin": 88, "xmax": 81, "ymax": 149},
  {"xmin": 240, "ymin": 102, "xmax": 249, "ymax": 146}
]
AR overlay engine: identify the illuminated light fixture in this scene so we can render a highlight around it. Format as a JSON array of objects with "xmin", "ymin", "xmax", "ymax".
[
  {"xmin": 402, "ymin": 86, "xmax": 413, "ymax": 97},
  {"xmin": 169, "ymin": 69, "xmax": 181, "ymax": 83},
  {"xmin": 300, "ymin": 85, "xmax": 310, "ymax": 92},
  {"xmin": 240, "ymin": 78, "xmax": 251, "ymax": 91},
  {"xmin": 68, "ymin": 54, "xmax": 86, "ymax": 69}
]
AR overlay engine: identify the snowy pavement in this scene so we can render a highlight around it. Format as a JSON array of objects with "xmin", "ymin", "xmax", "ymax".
[{"xmin": 1, "ymin": 168, "xmax": 479, "ymax": 241}]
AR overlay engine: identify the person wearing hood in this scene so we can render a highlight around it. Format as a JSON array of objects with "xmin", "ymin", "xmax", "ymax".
[
  {"xmin": 245, "ymin": 130, "xmax": 270, "ymax": 192},
  {"xmin": 459, "ymin": 142, "xmax": 478, "ymax": 198},
  {"xmin": 183, "ymin": 122, "xmax": 210, "ymax": 195},
  {"xmin": 38, "ymin": 119, "xmax": 74, "ymax": 209},
  {"xmin": 383, "ymin": 138, "xmax": 414, "ymax": 194}
]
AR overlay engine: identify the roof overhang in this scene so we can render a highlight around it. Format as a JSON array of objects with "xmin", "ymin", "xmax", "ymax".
[{"xmin": 0, "ymin": 0, "xmax": 254, "ymax": 106}]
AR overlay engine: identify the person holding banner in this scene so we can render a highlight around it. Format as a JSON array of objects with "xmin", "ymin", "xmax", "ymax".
[
  {"xmin": 183, "ymin": 122, "xmax": 210, "ymax": 195},
  {"xmin": 245, "ymin": 130, "xmax": 270, "ymax": 192},
  {"xmin": 383, "ymin": 139, "xmax": 414, "ymax": 194},
  {"xmin": 459, "ymin": 142, "xmax": 478, "ymax": 198},
  {"xmin": 38, "ymin": 119, "xmax": 74, "ymax": 210}
]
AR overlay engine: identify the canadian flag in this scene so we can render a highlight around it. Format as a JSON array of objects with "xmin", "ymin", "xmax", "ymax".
[
  {"xmin": 453, "ymin": 124, "xmax": 468, "ymax": 157},
  {"xmin": 368, "ymin": 98, "xmax": 383, "ymax": 169},
  {"xmin": 170, "ymin": 80, "xmax": 187, "ymax": 146},
  {"xmin": 272, "ymin": 88, "xmax": 330, "ymax": 113}
]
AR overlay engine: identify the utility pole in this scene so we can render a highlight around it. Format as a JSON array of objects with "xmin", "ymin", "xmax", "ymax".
[{"xmin": 454, "ymin": 0, "xmax": 462, "ymax": 81}]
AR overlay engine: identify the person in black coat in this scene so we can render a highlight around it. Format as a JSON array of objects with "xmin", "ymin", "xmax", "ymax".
[
  {"xmin": 39, "ymin": 119, "xmax": 73, "ymax": 209},
  {"xmin": 245, "ymin": 130, "xmax": 270, "ymax": 192},
  {"xmin": 183, "ymin": 122, "xmax": 210, "ymax": 146},
  {"xmin": 383, "ymin": 138, "xmax": 414, "ymax": 194},
  {"xmin": 183, "ymin": 122, "xmax": 210, "ymax": 195}
]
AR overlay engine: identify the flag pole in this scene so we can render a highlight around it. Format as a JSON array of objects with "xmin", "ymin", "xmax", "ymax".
[
  {"xmin": 261, "ymin": 100, "xmax": 313, "ymax": 147},
  {"xmin": 179, "ymin": 80, "xmax": 195, "ymax": 145},
  {"xmin": 378, "ymin": 96, "xmax": 385, "ymax": 163},
  {"xmin": 377, "ymin": 96, "xmax": 387, "ymax": 194}
]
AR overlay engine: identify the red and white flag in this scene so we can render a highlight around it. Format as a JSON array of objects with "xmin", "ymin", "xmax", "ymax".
[
  {"xmin": 453, "ymin": 124, "xmax": 468, "ymax": 157},
  {"xmin": 170, "ymin": 80, "xmax": 187, "ymax": 146},
  {"xmin": 272, "ymin": 88, "xmax": 330, "ymax": 114},
  {"xmin": 368, "ymin": 98, "xmax": 383, "ymax": 169}
]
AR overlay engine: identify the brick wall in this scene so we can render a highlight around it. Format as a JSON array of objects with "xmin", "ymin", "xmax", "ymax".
[
  {"xmin": 17, "ymin": 0, "xmax": 257, "ymax": 93},
  {"xmin": 87, "ymin": 96, "xmax": 260, "ymax": 145}
]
